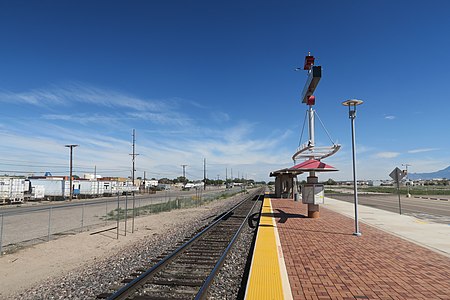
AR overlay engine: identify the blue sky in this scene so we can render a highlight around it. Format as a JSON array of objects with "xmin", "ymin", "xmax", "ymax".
[{"xmin": 0, "ymin": 1, "xmax": 449, "ymax": 182}]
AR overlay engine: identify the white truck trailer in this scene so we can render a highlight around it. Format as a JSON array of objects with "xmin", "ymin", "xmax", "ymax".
[
  {"xmin": 78, "ymin": 180, "xmax": 105, "ymax": 197},
  {"xmin": 0, "ymin": 177, "xmax": 26, "ymax": 204},
  {"xmin": 28, "ymin": 178, "xmax": 71, "ymax": 200}
]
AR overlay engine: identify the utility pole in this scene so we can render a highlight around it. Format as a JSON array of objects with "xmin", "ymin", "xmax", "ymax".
[
  {"xmin": 65, "ymin": 144, "xmax": 78, "ymax": 200},
  {"xmin": 143, "ymin": 171, "xmax": 146, "ymax": 192},
  {"xmin": 203, "ymin": 158, "xmax": 206, "ymax": 190},
  {"xmin": 181, "ymin": 164, "xmax": 188, "ymax": 182},
  {"xmin": 226, "ymin": 168, "xmax": 228, "ymax": 182},
  {"xmin": 129, "ymin": 129, "xmax": 139, "ymax": 186},
  {"xmin": 94, "ymin": 165, "xmax": 98, "ymax": 195}
]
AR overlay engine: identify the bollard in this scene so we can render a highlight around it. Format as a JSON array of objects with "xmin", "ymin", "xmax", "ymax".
[
  {"xmin": 48, "ymin": 207, "xmax": 52, "ymax": 241},
  {"xmin": 138, "ymin": 197, "xmax": 141, "ymax": 216},
  {"xmin": 116, "ymin": 193, "xmax": 120, "ymax": 239},
  {"xmin": 81, "ymin": 203, "xmax": 85, "ymax": 232},
  {"xmin": 0, "ymin": 214, "xmax": 3, "ymax": 256},
  {"xmin": 132, "ymin": 192, "xmax": 136, "ymax": 233},
  {"xmin": 124, "ymin": 193, "xmax": 128, "ymax": 236}
]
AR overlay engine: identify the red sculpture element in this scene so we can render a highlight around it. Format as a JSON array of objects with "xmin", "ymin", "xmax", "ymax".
[
  {"xmin": 304, "ymin": 55, "xmax": 315, "ymax": 70},
  {"xmin": 307, "ymin": 95, "xmax": 315, "ymax": 106}
]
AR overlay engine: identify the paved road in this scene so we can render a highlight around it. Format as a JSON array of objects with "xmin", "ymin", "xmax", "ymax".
[
  {"xmin": 327, "ymin": 192, "xmax": 450, "ymax": 224},
  {"xmin": 0, "ymin": 187, "xmax": 244, "ymax": 252}
]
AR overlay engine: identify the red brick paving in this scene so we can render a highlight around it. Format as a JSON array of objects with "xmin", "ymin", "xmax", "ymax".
[{"xmin": 271, "ymin": 199, "xmax": 450, "ymax": 300}]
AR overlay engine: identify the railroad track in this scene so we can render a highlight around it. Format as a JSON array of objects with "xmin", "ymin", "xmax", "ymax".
[{"xmin": 97, "ymin": 187, "xmax": 264, "ymax": 300}]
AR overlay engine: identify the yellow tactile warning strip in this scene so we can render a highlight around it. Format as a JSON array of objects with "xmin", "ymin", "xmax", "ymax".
[{"xmin": 245, "ymin": 197, "xmax": 293, "ymax": 300}]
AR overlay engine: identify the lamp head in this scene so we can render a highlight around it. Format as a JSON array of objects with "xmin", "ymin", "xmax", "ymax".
[{"xmin": 342, "ymin": 99, "xmax": 363, "ymax": 107}]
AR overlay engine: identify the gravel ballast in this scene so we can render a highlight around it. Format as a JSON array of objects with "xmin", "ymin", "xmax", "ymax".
[{"xmin": 12, "ymin": 190, "xmax": 262, "ymax": 300}]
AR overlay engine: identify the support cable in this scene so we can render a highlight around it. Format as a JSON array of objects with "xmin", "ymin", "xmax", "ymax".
[
  {"xmin": 315, "ymin": 110, "xmax": 337, "ymax": 145},
  {"xmin": 298, "ymin": 110, "xmax": 308, "ymax": 147}
]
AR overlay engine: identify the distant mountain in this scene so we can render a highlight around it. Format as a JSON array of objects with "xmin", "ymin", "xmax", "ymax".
[{"xmin": 408, "ymin": 166, "xmax": 450, "ymax": 180}]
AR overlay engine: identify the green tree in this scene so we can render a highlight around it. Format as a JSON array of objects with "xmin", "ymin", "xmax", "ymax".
[
  {"xmin": 324, "ymin": 178, "xmax": 337, "ymax": 185},
  {"xmin": 159, "ymin": 178, "xmax": 173, "ymax": 184}
]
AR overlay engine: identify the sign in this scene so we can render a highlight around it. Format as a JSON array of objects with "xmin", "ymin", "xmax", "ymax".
[
  {"xmin": 302, "ymin": 184, "xmax": 324, "ymax": 205},
  {"xmin": 389, "ymin": 167, "xmax": 407, "ymax": 182}
]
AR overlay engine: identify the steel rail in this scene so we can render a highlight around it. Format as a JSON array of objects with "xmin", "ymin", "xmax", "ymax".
[
  {"xmin": 194, "ymin": 192, "xmax": 263, "ymax": 300},
  {"xmin": 106, "ymin": 187, "xmax": 263, "ymax": 300}
]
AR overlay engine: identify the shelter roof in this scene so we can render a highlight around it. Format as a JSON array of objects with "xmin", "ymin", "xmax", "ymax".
[
  {"xmin": 269, "ymin": 168, "xmax": 302, "ymax": 177},
  {"xmin": 270, "ymin": 159, "xmax": 338, "ymax": 177},
  {"xmin": 291, "ymin": 159, "xmax": 338, "ymax": 172}
]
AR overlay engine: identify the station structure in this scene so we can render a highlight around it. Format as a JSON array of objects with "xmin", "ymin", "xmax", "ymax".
[
  {"xmin": 246, "ymin": 54, "xmax": 450, "ymax": 300},
  {"xmin": 270, "ymin": 53, "xmax": 339, "ymax": 218}
]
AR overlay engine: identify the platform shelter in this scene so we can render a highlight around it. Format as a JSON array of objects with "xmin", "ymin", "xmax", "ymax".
[
  {"xmin": 270, "ymin": 159, "xmax": 337, "ymax": 217},
  {"xmin": 269, "ymin": 168, "xmax": 303, "ymax": 199}
]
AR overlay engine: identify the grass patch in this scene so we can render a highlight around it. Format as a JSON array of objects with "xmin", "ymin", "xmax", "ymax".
[
  {"xmin": 363, "ymin": 186, "xmax": 450, "ymax": 195},
  {"xmin": 103, "ymin": 189, "xmax": 248, "ymax": 221},
  {"xmin": 325, "ymin": 189, "xmax": 346, "ymax": 194}
]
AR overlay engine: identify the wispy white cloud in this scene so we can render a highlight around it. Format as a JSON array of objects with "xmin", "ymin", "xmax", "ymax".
[
  {"xmin": 222, "ymin": 122, "xmax": 255, "ymax": 143},
  {"xmin": 0, "ymin": 84, "xmax": 297, "ymax": 181},
  {"xmin": 210, "ymin": 112, "xmax": 230, "ymax": 123},
  {"xmin": 0, "ymin": 89, "xmax": 67, "ymax": 106},
  {"xmin": 384, "ymin": 115, "xmax": 396, "ymax": 120},
  {"xmin": 0, "ymin": 83, "xmax": 197, "ymax": 129},
  {"xmin": 374, "ymin": 151, "xmax": 401, "ymax": 158},
  {"xmin": 42, "ymin": 113, "xmax": 127, "ymax": 126},
  {"xmin": 0, "ymin": 83, "xmax": 171, "ymax": 112},
  {"xmin": 408, "ymin": 148, "xmax": 439, "ymax": 154},
  {"xmin": 127, "ymin": 112, "xmax": 192, "ymax": 126},
  {"xmin": 356, "ymin": 145, "xmax": 374, "ymax": 154}
]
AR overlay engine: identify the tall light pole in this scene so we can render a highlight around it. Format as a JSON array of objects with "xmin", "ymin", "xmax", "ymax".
[
  {"xmin": 65, "ymin": 144, "xmax": 78, "ymax": 200},
  {"xmin": 342, "ymin": 99, "xmax": 363, "ymax": 237}
]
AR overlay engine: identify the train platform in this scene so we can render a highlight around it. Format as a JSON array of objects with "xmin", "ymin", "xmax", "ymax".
[{"xmin": 245, "ymin": 196, "xmax": 450, "ymax": 300}]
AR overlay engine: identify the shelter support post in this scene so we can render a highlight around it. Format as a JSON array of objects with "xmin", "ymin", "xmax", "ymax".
[{"xmin": 307, "ymin": 174, "xmax": 320, "ymax": 218}]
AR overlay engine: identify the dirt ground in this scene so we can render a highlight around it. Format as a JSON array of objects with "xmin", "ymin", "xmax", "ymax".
[{"xmin": 0, "ymin": 202, "xmax": 221, "ymax": 298}]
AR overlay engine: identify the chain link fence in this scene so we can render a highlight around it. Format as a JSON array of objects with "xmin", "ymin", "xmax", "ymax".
[{"xmin": 0, "ymin": 187, "xmax": 248, "ymax": 255}]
